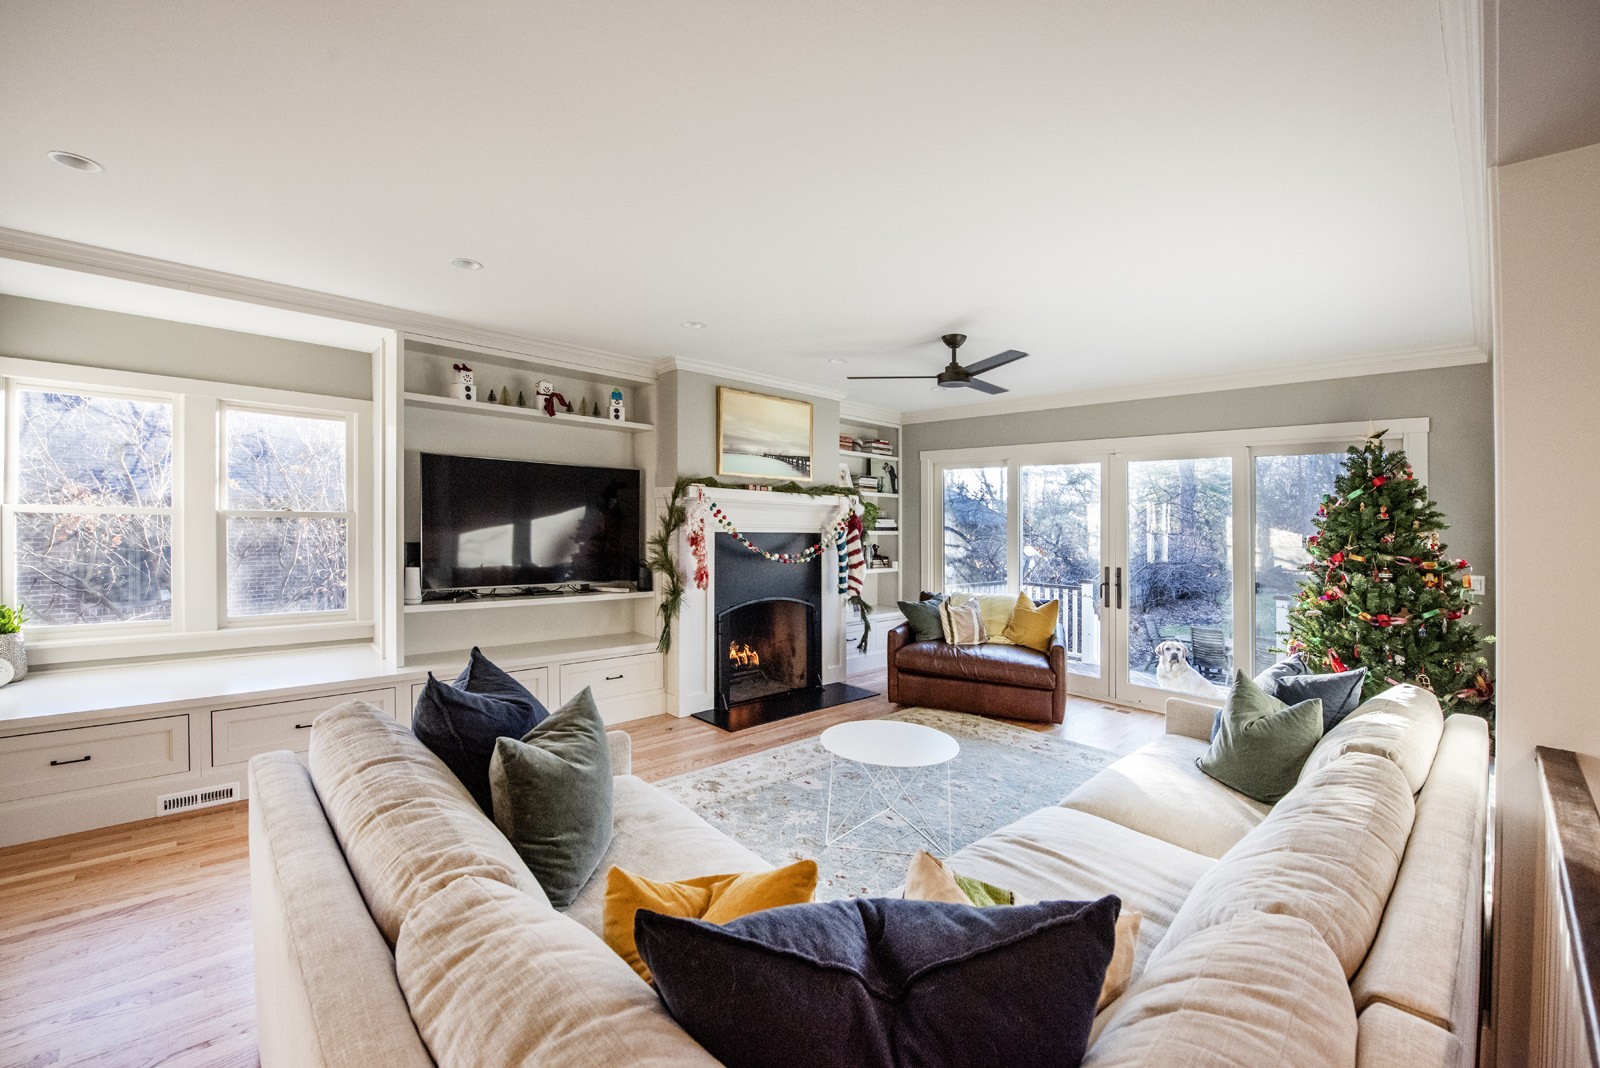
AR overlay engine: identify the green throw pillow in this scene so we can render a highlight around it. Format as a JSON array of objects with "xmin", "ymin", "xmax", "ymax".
[
  {"xmin": 489, "ymin": 686, "xmax": 614, "ymax": 910},
  {"xmin": 1197, "ymin": 670, "xmax": 1323, "ymax": 805},
  {"xmin": 897, "ymin": 594, "xmax": 946, "ymax": 642}
]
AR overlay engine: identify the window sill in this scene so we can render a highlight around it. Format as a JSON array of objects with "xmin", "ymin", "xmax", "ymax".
[{"xmin": 24, "ymin": 620, "xmax": 376, "ymax": 669}]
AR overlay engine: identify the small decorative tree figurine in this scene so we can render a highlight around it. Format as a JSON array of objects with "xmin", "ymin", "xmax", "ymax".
[{"xmin": 1287, "ymin": 433, "xmax": 1493, "ymax": 717}]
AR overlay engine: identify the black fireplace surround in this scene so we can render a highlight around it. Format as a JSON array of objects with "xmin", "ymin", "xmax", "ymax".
[{"xmin": 693, "ymin": 531, "xmax": 876, "ymax": 731}]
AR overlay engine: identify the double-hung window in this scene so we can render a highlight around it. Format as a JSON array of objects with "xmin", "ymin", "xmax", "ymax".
[{"xmin": 2, "ymin": 361, "xmax": 370, "ymax": 665}]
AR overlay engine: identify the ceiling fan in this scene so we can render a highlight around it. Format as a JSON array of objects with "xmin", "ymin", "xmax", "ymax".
[{"xmin": 848, "ymin": 334, "xmax": 1028, "ymax": 395}]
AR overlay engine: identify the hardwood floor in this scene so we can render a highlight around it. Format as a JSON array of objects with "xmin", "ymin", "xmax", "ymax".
[{"xmin": 0, "ymin": 671, "xmax": 1160, "ymax": 1067}]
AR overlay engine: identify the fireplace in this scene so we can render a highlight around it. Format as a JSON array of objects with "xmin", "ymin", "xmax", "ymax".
[{"xmin": 709, "ymin": 531, "xmax": 822, "ymax": 714}]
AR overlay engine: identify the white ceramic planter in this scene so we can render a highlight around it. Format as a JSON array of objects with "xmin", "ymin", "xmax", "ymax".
[{"xmin": 0, "ymin": 632, "xmax": 26, "ymax": 686}]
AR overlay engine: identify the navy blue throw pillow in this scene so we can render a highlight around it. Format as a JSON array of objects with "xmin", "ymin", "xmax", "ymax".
[
  {"xmin": 636, "ymin": 896, "xmax": 1118, "ymax": 1068},
  {"xmin": 1275, "ymin": 667, "xmax": 1369, "ymax": 732},
  {"xmin": 413, "ymin": 647, "xmax": 548, "ymax": 814}
]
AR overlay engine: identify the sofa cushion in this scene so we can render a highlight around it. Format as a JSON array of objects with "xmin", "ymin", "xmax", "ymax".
[
  {"xmin": 413, "ymin": 647, "xmax": 549, "ymax": 816},
  {"xmin": 1084, "ymin": 911, "xmax": 1356, "ymax": 1068},
  {"xmin": 1299, "ymin": 683, "xmax": 1444, "ymax": 793},
  {"xmin": 489, "ymin": 687, "xmax": 614, "ymax": 910},
  {"xmin": 939, "ymin": 805, "xmax": 1213, "ymax": 979},
  {"xmin": 1061, "ymin": 735, "xmax": 1271, "ymax": 859},
  {"xmin": 637, "ymin": 896, "xmax": 1119, "ymax": 1068},
  {"xmin": 563, "ymin": 775, "xmax": 772, "ymax": 937},
  {"xmin": 395, "ymin": 875, "xmax": 722, "ymax": 1068},
  {"xmin": 309, "ymin": 700, "xmax": 547, "ymax": 945},
  {"xmin": 972, "ymin": 593, "xmax": 1020, "ymax": 642},
  {"xmin": 896, "ymin": 596, "xmax": 945, "ymax": 641},
  {"xmin": 939, "ymin": 597, "xmax": 987, "ymax": 645},
  {"xmin": 1197, "ymin": 670, "xmax": 1323, "ymax": 804},
  {"xmin": 1275, "ymin": 667, "xmax": 1369, "ymax": 732},
  {"xmin": 1350, "ymin": 713, "xmax": 1489, "ymax": 1030},
  {"xmin": 1003, "ymin": 591, "xmax": 1060, "ymax": 652},
  {"xmin": 1152, "ymin": 751, "xmax": 1415, "ymax": 979},
  {"xmin": 1354, "ymin": 1003, "xmax": 1466, "ymax": 1067},
  {"xmin": 895, "ymin": 639, "xmax": 1056, "ymax": 690}
]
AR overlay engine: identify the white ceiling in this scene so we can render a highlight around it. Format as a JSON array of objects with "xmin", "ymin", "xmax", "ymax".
[{"xmin": 0, "ymin": 1, "xmax": 1485, "ymax": 416}]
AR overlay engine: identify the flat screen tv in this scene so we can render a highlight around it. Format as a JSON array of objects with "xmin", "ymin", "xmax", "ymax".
[{"xmin": 420, "ymin": 453, "xmax": 643, "ymax": 593}]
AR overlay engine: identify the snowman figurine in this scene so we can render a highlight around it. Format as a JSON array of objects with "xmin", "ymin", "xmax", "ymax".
[
  {"xmin": 607, "ymin": 387, "xmax": 626, "ymax": 422},
  {"xmin": 536, "ymin": 379, "xmax": 574, "ymax": 417},
  {"xmin": 450, "ymin": 363, "xmax": 475, "ymax": 402}
]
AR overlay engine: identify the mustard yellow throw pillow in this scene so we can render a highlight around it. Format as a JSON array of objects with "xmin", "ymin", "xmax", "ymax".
[
  {"xmin": 903, "ymin": 850, "xmax": 1141, "ymax": 1010},
  {"xmin": 603, "ymin": 859, "xmax": 818, "ymax": 982},
  {"xmin": 1003, "ymin": 591, "xmax": 1060, "ymax": 652}
]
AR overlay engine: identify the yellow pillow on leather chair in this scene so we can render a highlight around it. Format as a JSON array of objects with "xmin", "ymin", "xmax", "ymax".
[
  {"xmin": 603, "ymin": 859, "xmax": 818, "ymax": 982},
  {"xmin": 1003, "ymin": 591, "xmax": 1060, "ymax": 652}
]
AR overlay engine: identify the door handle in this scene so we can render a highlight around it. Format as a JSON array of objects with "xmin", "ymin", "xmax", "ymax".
[
  {"xmin": 1102, "ymin": 567, "xmax": 1111, "ymax": 608},
  {"xmin": 1115, "ymin": 567, "xmax": 1123, "ymax": 609},
  {"xmin": 50, "ymin": 755, "xmax": 92, "ymax": 767}
]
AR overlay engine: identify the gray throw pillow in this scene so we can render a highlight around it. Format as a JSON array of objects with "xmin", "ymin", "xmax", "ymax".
[
  {"xmin": 897, "ymin": 594, "xmax": 946, "ymax": 642},
  {"xmin": 1275, "ymin": 667, "xmax": 1369, "ymax": 733},
  {"xmin": 1252, "ymin": 654, "xmax": 1308, "ymax": 694},
  {"xmin": 489, "ymin": 686, "xmax": 613, "ymax": 910},
  {"xmin": 1197, "ymin": 670, "xmax": 1323, "ymax": 805}
]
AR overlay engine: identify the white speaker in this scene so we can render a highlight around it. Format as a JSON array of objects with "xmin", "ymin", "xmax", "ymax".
[{"xmin": 404, "ymin": 567, "xmax": 423, "ymax": 605}]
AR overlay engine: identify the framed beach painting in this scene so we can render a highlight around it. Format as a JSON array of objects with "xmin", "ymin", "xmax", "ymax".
[{"xmin": 716, "ymin": 387, "xmax": 814, "ymax": 482}]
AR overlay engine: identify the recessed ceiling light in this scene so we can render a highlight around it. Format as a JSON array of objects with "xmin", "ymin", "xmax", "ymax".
[
  {"xmin": 681, "ymin": 321, "xmax": 706, "ymax": 329},
  {"xmin": 449, "ymin": 258, "xmax": 484, "ymax": 271},
  {"xmin": 828, "ymin": 358, "xmax": 848, "ymax": 365},
  {"xmin": 47, "ymin": 150, "xmax": 103, "ymax": 173}
]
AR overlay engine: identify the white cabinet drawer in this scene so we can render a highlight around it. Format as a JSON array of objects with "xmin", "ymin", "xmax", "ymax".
[
  {"xmin": 211, "ymin": 688, "xmax": 395, "ymax": 767},
  {"xmin": 559, "ymin": 654, "xmax": 663, "ymax": 703},
  {"xmin": 0, "ymin": 716, "xmax": 190, "ymax": 803}
]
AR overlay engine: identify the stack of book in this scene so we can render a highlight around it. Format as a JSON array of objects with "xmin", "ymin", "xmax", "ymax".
[
  {"xmin": 856, "ymin": 475, "xmax": 879, "ymax": 491},
  {"xmin": 863, "ymin": 438, "xmax": 894, "ymax": 455},
  {"xmin": 839, "ymin": 434, "xmax": 858, "ymax": 453}
]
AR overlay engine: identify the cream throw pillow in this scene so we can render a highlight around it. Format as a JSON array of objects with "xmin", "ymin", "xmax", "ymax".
[
  {"xmin": 903, "ymin": 851, "xmax": 1140, "ymax": 1011},
  {"xmin": 974, "ymin": 594, "xmax": 1018, "ymax": 644},
  {"xmin": 939, "ymin": 597, "xmax": 986, "ymax": 645}
]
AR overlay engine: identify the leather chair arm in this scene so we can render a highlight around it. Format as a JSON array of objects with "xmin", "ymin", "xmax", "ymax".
[
  {"xmin": 887, "ymin": 622, "xmax": 913, "ymax": 704},
  {"xmin": 1047, "ymin": 633, "xmax": 1068, "ymax": 724}
]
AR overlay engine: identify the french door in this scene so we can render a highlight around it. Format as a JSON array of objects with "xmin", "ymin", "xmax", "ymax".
[{"xmin": 929, "ymin": 423, "xmax": 1422, "ymax": 712}]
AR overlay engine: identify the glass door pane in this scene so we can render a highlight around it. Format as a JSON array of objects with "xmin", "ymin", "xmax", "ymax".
[
  {"xmin": 1021, "ymin": 463, "xmax": 1102, "ymax": 678},
  {"xmin": 1126, "ymin": 457, "xmax": 1234, "ymax": 692},
  {"xmin": 941, "ymin": 466, "xmax": 1009, "ymax": 594},
  {"xmin": 1252, "ymin": 450, "xmax": 1348, "ymax": 674}
]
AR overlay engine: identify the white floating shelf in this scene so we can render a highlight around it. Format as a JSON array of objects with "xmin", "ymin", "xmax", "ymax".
[
  {"xmin": 869, "ymin": 530, "xmax": 900, "ymax": 536},
  {"xmin": 404, "ymin": 590, "xmax": 655, "ymax": 614},
  {"xmin": 862, "ymin": 491, "xmax": 899, "ymax": 499},
  {"xmin": 404, "ymin": 392, "xmax": 654, "ymax": 433},
  {"xmin": 865, "ymin": 565, "xmax": 900, "ymax": 574},
  {"xmin": 841, "ymin": 450, "xmax": 899, "ymax": 462}
]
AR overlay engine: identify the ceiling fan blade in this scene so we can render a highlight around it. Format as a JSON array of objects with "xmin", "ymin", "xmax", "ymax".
[
  {"xmin": 958, "ymin": 377, "xmax": 1008, "ymax": 395},
  {"xmin": 963, "ymin": 349, "xmax": 1028, "ymax": 375},
  {"xmin": 846, "ymin": 374, "xmax": 938, "ymax": 380}
]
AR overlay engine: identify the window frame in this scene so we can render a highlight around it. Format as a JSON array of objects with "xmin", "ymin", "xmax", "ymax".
[{"xmin": 0, "ymin": 358, "xmax": 373, "ymax": 666}]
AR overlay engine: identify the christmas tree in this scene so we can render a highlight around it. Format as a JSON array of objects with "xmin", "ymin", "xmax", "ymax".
[{"xmin": 1286, "ymin": 433, "xmax": 1494, "ymax": 717}]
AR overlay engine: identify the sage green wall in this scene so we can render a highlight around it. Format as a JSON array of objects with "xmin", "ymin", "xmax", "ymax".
[
  {"xmin": 660, "ymin": 368, "xmax": 840, "ymax": 482},
  {"xmin": 0, "ymin": 294, "xmax": 373, "ymax": 399},
  {"xmin": 901, "ymin": 362, "xmax": 1496, "ymax": 634}
]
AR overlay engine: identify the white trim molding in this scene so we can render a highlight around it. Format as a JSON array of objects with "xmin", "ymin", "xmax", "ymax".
[
  {"xmin": 839, "ymin": 399, "xmax": 902, "ymax": 427},
  {"xmin": 654, "ymin": 356, "xmax": 849, "ymax": 402},
  {"xmin": 900, "ymin": 345, "xmax": 1487, "ymax": 425}
]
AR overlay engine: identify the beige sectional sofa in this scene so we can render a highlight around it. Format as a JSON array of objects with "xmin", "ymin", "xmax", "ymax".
[{"xmin": 249, "ymin": 682, "xmax": 1489, "ymax": 1067}]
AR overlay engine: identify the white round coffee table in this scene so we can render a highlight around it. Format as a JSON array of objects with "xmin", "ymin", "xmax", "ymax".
[{"xmin": 820, "ymin": 720, "xmax": 959, "ymax": 856}]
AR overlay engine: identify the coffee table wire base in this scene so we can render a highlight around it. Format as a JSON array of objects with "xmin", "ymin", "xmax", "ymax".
[{"xmin": 824, "ymin": 753, "xmax": 953, "ymax": 857}]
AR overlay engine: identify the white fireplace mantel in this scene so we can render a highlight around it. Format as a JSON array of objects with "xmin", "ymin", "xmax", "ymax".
[{"xmin": 665, "ymin": 485, "xmax": 855, "ymax": 717}]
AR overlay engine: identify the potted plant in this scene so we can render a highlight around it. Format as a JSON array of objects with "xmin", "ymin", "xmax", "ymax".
[{"xmin": 0, "ymin": 604, "xmax": 25, "ymax": 686}]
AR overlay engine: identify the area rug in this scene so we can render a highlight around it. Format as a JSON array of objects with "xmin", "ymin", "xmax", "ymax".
[{"xmin": 656, "ymin": 708, "xmax": 1117, "ymax": 899}]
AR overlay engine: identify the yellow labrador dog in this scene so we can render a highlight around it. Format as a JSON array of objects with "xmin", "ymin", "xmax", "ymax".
[{"xmin": 1154, "ymin": 640, "xmax": 1228, "ymax": 700}]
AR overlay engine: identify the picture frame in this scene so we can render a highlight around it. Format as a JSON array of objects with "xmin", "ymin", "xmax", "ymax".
[{"xmin": 716, "ymin": 387, "xmax": 814, "ymax": 482}]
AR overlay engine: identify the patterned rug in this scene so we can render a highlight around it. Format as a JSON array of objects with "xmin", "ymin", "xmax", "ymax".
[{"xmin": 657, "ymin": 708, "xmax": 1116, "ymax": 899}]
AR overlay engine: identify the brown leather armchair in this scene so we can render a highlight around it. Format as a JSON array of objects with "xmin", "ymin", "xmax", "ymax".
[{"xmin": 887, "ymin": 618, "xmax": 1068, "ymax": 725}]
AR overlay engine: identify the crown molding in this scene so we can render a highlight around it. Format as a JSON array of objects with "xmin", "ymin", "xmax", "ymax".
[
  {"xmin": 899, "ymin": 343, "xmax": 1489, "ymax": 425},
  {"xmin": 0, "ymin": 228, "xmax": 659, "ymax": 381},
  {"xmin": 838, "ymin": 399, "xmax": 902, "ymax": 427},
  {"xmin": 654, "ymin": 356, "xmax": 848, "ymax": 402}
]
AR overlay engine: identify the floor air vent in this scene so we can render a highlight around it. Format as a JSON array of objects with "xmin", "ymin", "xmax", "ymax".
[{"xmin": 156, "ymin": 783, "xmax": 240, "ymax": 816}]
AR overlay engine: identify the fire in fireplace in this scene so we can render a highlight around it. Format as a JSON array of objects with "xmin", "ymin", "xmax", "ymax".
[{"xmin": 719, "ymin": 597, "xmax": 817, "ymax": 707}]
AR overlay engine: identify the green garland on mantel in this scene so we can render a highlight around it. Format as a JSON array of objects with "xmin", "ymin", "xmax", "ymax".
[{"xmin": 649, "ymin": 475, "xmax": 881, "ymax": 654}]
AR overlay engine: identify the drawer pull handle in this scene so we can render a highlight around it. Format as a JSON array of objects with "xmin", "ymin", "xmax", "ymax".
[
  {"xmin": 294, "ymin": 723, "xmax": 315, "ymax": 730},
  {"xmin": 605, "ymin": 674, "xmax": 624, "ymax": 681},
  {"xmin": 50, "ymin": 755, "xmax": 92, "ymax": 767}
]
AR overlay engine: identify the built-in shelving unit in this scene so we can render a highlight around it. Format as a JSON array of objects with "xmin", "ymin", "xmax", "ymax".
[
  {"xmin": 398, "ymin": 334, "xmax": 660, "ymax": 668},
  {"xmin": 403, "ymin": 392, "xmax": 653, "ymax": 433},
  {"xmin": 839, "ymin": 415, "xmax": 904, "ymax": 612}
]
